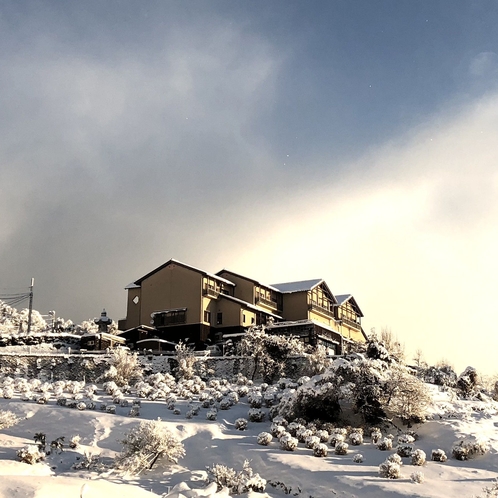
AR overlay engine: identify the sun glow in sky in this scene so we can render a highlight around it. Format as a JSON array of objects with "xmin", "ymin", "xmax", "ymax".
[{"xmin": 1, "ymin": 1, "xmax": 498, "ymax": 374}]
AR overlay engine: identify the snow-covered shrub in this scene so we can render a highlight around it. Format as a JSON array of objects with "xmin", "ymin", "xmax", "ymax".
[
  {"xmin": 305, "ymin": 435, "xmax": 320, "ymax": 449},
  {"xmin": 72, "ymin": 452, "xmax": 106, "ymax": 471},
  {"xmin": 296, "ymin": 428, "xmax": 313, "ymax": 443},
  {"xmin": 206, "ymin": 460, "xmax": 266, "ymax": 494},
  {"xmin": 104, "ymin": 348, "xmax": 143, "ymax": 387},
  {"xmin": 57, "ymin": 397, "xmax": 67, "ymax": 406},
  {"xmin": 330, "ymin": 433, "xmax": 346, "ymax": 447},
  {"xmin": 219, "ymin": 398, "xmax": 231, "ymax": 410},
  {"xmin": 287, "ymin": 422, "xmax": 304, "ymax": 437},
  {"xmin": 257, "ymin": 432, "xmax": 273, "ymax": 446},
  {"xmin": 313, "ymin": 443, "xmax": 328, "ymax": 457},
  {"xmin": 353, "ymin": 453, "xmax": 364, "ymax": 463},
  {"xmin": 457, "ymin": 366, "xmax": 479, "ymax": 397},
  {"xmin": 128, "ymin": 406, "xmax": 140, "ymax": 417},
  {"xmin": 116, "ymin": 418, "xmax": 185, "ymax": 475},
  {"xmin": 206, "ymin": 410, "xmax": 217, "ymax": 421},
  {"xmin": 335, "ymin": 442, "xmax": 349, "ymax": 455},
  {"xmin": 69, "ymin": 435, "xmax": 80, "ymax": 449},
  {"xmin": 279, "ymin": 434, "xmax": 298, "ymax": 451},
  {"xmin": 398, "ymin": 434, "xmax": 415, "ymax": 445},
  {"xmin": 238, "ymin": 326, "xmax": 305, "ymax": 382},
  {"xmin": 173, "ymin": 408, "xmax": 181, "ymax": 415},
  {"xmin": 270, "ymin": 424, "xmax": 286, "ymax": 439},
  {"xmin": 452, "ymin": 438, "xmax": 490, "ymax": 460},
  {"xmin": 235, "ymin": 418, "xmax": 248, "ymax": 431},
  {"xmin": 17, "ymin": 445, "xmax": 45, "ymax": 464},
  {"xmin": 397, "ymin": 444, "xmax": 414, "ymax": 457},
  {"xmin": 77, "ymin": 402, "xmax": 86, "ymax": 411},
  {"xmin": 228, "ymin": 392, "xmax": 239, "ymax": 405},
  {"xmin": 379, "ymin": 459, "xmax": 401, "ymax": 479},
  {"xmin": 249, "ymin": 395, "xmax": 263, "ymax": 409},
  {"xmin": 248, "ymin": 409, "xmax": 265, "ymax": 423},
  {"xmin": 0, "ymin": 410, "xmax": 19, "ymax": 429},
  {"xmin": 411, "ymin": 471, "xmax": 425, "ymax": 483},
  {"xmin": 371, "ymin": 429, "xmax": 382, "ymax": 444},
  {"xmin": 411, "ymin": 449, "xmax": 426, "ymax": 466},
  {"xmin": 237, "ymin": 385, "xmax": 249, "ymax": 397},
  {"xmin": 349, "ymin": 432, "xmax": 363, "ymax": 446},
  {"xmin": 103, "ymin": 381, "xmax": 119, "ymax": 395},
  {"xmin": 105, "ymin": 405, "xmax": 116, "ymax": 414},
  {"xmin": 3, "ymin": 386, "xmax": 13, "ymax": 399},
  {"xmin": 316, "ymin": 429, "xmax": 329, "ymax": 442},
  {"xmin": 174, "ymin": 342, "xmax": 196, "ymax": 380},
  {"xmin": 431, "ymin": 449, "xmax": 447, "ymax": 462},
  {"xmin": 377, "ymin": 438, "xmax": 393, "ymax": 451}
]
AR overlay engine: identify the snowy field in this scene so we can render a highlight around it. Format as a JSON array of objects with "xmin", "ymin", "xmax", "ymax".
[{"xmin": 1, "ymin": 374, "xmax": 497, "ymax": 498}]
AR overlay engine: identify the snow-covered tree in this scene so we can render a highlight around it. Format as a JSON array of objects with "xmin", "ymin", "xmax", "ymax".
[{"xmin": 116, "ymin": 419, "xmax": 185, "ymax": 475}]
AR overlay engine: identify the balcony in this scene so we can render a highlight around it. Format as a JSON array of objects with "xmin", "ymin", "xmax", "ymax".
[
  {"xmin": 340, "ymin": 317, "xmax": 362, "ymax": 330},
  {"xmin": 203, "ymin": 287, "xmax": 220, "ymax": 298},
  {"xmin": 309, "ymin": 303, "xmax": 335, "ymax": 319},
  {"xmin": 255, "ymin": 296, "xmax": 280, "ymax": 311}
]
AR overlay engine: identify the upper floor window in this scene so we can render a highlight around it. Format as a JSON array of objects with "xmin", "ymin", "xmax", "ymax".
[{"xmin": 153, "ymin": 309, "xmax": 187, "ymax": 327}]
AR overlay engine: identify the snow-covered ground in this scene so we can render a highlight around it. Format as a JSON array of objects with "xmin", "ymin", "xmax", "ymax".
[{"xmin": 0, "ymin": 378, "xmax": 497, "ymax": 498}]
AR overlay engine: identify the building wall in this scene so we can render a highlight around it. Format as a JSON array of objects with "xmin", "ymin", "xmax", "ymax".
[
  {"xmin": 217, "ymin": 272, "xmax": 255, "ymax": 303},
  {"xmin": 281, "ymin": 292, "xmax": 309, "ymax": 321},
  {"xmin": 140, "ymin": 264, "xmax": 202, "ymax": 327},
  {"xmin": 124, "ymin": 287, "xmax": 142, "ymax": 329}
]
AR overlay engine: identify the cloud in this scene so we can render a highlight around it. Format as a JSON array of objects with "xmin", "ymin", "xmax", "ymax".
[{"xmin": 226, "ymin": 93, "xmax": 498, "ymax": 374}]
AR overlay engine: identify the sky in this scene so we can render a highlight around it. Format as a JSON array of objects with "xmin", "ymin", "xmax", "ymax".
[{"xmin": 1, "ymin": 1, "xmax": 498, "ymax": 374}]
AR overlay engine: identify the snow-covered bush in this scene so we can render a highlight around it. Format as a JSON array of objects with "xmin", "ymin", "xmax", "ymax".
[
  {"xmin": 116, "ymin": 418, "xmax": 185, "ymax": 475},
  {"xmin": 397, "ymin": 444, "xmax": 414, "ymax": 457},
  {"xmin": 313, "ymin": 443, "xmax": 328, "ymax": 457},
  {"xmin": 257, "ymin": 432, "xmax": 273, "ymax": 446},
  {"xmin": 248, "ymin": 408, "xmax": 265, "ymax": 422},
  {"xmin": 330, "ymin": 433, "xmax": 346, "ymax": 447},
  {"xmin": 353, "ymin": 453, "xmax": 364, "ymax": 463},
  {"xmin": 431, "ymin": 449, "xmax": 447, "ymax": 462},
  {"xmin": 316, "ymin": 429, "xmax": 329, "ymax": 442},
  {"xmin": 411, "ymin": 471, "xmax": 425, "ymax": 483},
  {"xmin": 0, "ymin": 409, "xmax": 19, "ymax": 429},
  {"xmin": 206, "ymin": 460, "xmax": 266, "ymax": 494},
  {"xmin": 104, "ymin": 348, "xmax": 143, "ymax": 387},
  {"xmin": 334, "ymin": 442, "xmax": 349, "ymax": 455},
  {"xmin": 457, "ymin": 367, "xmax": 479, "ymax": 397},
  {"xmin": 106, "ymin": 405, "xmax": 116, "ymax": 414},
  {"xmin": 174, "ymin": 342, "xmax": 196, "ymax": 380},
  {"xmin": 235, "ymin": 418, "xmax": 248, "ymax": 431},
  {"xmin": 411, "ymin": 449, "xmax": 426, "ymax": 466},
  {"xmin": 377, "ymin": 438, "xmax": 393, "ymax": 451},
  {"xmin": 349, "ymin": 432, "xmax": 363, "ymax": 446},
  {"xmin": 270, "ymin": 424, "xmax": 287, "ymax": 438},
  {"xmin": 128, "ymin": 406, "xmax": 140, "ymax": 417},
  {"xmin": 206, "ymin": 410, "xmax": 217, "ymax": 421},
  {"xmin": 305, "ymin": 435, "xmax": 320, "ymax": 449},
  {"xmin": 452, "ymin": 438, "xmax": 490, "ymax": 461},
  {"xmin": 17, "ymin": 445, "xmax": 45, "ymax": 465},
  {"xmin": 219, "ymin": 398, "xmax": 231, "ymax": 410},
  {"xmin": 379, "ymin": 458, "xmax": 401, "ymax": 479},
  {"xmin": 296, "ymin": 427, "xmax": 313, "ymax": 443},
  {"xmin": 371, "ymin": 429, "xmax": 382, "ymax": 444},
  {"xmin": 77, "ymin": 402, "xmax": 86, "ymax": 411},
  {"xmin": 279, "ymin": 434, "xmax": 298, "ymax": 451},
  {"xmin": 238, "ymin": 326, "xmax": 305, "ymax": 382},
  {"xmin": 69, "ymin": 435, "xmax": 80, "ymax": 449}
]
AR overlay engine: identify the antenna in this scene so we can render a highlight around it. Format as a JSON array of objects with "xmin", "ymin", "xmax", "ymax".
[{"xmin": 27, "ymin": 278, "xmax": 34, "ymax": 334}]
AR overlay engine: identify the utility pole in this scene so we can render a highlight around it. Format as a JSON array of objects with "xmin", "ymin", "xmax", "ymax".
[{"xmin": 27, "ymin": 278, "xmax": 34, "ymax": 334}]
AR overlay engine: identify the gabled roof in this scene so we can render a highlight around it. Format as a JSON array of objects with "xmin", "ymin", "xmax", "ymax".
[
  {"xmin": 216, "ymin": 269, "xmax": 281, "ymax": 293},
  {"xmin": 335, "ymin": 294, "xmax": 364, "ymax": 317},
  {"xmin": 271, "ymin": 279, "xmax": 323, "ymax": 293},
  {"xmin": 126, "ymin": 259, "xmax": 236, "ymax": 288}
]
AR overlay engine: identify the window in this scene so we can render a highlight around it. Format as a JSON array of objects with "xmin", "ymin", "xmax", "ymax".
[
  {"xmin": 153, "ymin": 309, "xmax": 187, "ymax": 327},
  {"xmin": 243, "ymin": 313, "xmax": 246, "ymax": 323},
  {"xmin": 217, "ymin": 312, "xmax": 223, "ymax": 325},
  {"xmin": 204, "ymin": 310, "xmax": 211, "ymax": 324},
  {"xmin": 251, "ymin": 317, "xmax": 255, "ymax": 324}
]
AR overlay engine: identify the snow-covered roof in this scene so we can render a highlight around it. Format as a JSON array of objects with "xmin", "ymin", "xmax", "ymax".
[
  {"xmin": 136, "ymin": 338, "xmax": 176, "ymax": 345},
  {"xmin": 219, "ymin": 294, "xmax": 283, "ymax": 320},
  {"xmin": 127, "ymin": 259, "xmax": 236, "ymax": 288},
  {"xmin": 81, "ymin": 332, "xmax": 126, "ymax": 342},
  {"xmin": 335, "ymin": 294, "xmax": 352, "ymax": 305},
  {"xmin": 216, "ymin": 269, "xmax": 281, "ymax": 293},
  {"xmin": 271, "ymin": 279, "xmax": 323, "ymax": 293}
]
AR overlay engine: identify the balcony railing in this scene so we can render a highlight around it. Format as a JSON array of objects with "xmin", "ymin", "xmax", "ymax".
[
  {"xmin": 255, "ymin": 296, "xmax": 280, "ymax": 310},
  {"xmin": 203, "ymin": 287, "xmax": 220, "ymax": 298},
  {"xmin": 309, "ymin": 303, "xmax": 335, "ymax": 319},
  {"xmin": 340, "ymin": 317, "xmax": 362, "ymax": 330}
]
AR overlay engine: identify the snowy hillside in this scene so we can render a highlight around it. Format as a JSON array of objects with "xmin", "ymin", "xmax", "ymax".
[{"xmin": 0, "ymin": 354, "xmax": 497, "ymax": 498}]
